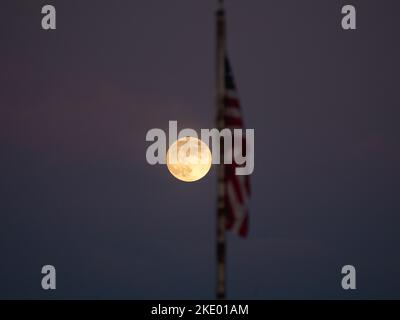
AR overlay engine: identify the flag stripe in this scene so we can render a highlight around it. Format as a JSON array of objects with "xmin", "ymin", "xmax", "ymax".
[{"xmin": 224, "ymin": 56, "xmax": 250, "ymax": 238}]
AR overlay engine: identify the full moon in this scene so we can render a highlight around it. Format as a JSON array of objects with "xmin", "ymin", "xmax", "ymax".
[{"xmin": 166, "ymin": 137, "xmax": 212, "ymax": 182}]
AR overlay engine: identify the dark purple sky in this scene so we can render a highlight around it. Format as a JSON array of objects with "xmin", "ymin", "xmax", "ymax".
[{"xmin": 1, "ymin": 0, "xmax": 400, "ymax": 299}]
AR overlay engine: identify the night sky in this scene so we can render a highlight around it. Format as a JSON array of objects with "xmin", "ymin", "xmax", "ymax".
[{"xmin": 1, "ymin": 0, "xmax": 400, "ymax": 299}]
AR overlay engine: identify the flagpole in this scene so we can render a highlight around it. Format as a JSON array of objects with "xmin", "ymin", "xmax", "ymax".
[{"xmin": 216, "ymin": 0, "xmax": 226, "ymax": 300}]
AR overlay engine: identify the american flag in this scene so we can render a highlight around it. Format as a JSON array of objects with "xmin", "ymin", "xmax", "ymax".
[{"xmin": 223, "ymin": 57, "xmax": 251, "ymax": 238}]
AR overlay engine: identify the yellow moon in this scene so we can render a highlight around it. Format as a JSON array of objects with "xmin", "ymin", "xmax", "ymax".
[{"xmin": 166, "ymin": 137, "xmax": 212, "ymax": 182}]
